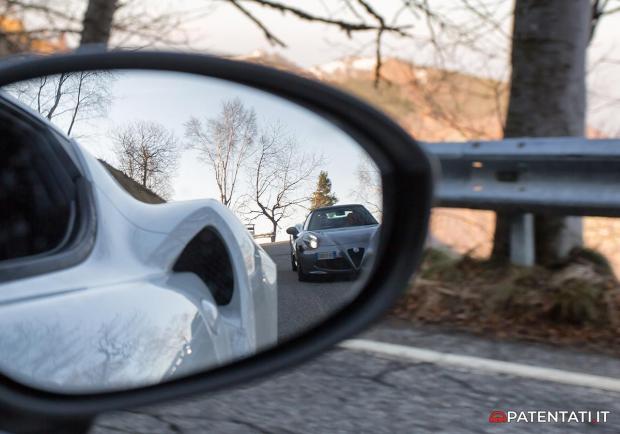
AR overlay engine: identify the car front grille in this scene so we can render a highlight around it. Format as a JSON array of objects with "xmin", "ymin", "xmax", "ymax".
[
  {"xmin": 347, "ymin": 248, "xmax": 365, "ymax": 268},
  {"xmin": 316, "ymin": 257, "xmax": 352, "ymax": 271}
]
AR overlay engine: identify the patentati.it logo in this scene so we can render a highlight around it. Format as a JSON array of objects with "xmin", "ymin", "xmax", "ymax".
[
  {"xmin": 488, "ymin": 410, "xmax": 508, "ymax": 423},
  {"xmin": 488, "ymin": 410, "xmax": 610, "ymax": 424}
]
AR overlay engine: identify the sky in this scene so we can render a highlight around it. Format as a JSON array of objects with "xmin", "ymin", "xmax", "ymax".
[
  {"xmin": 28, "ymin": 70, "xmax": 380, "ymax": 238},
  {"xmin": 130, "ymin": 0, "xmax": 620, "ymax": 131}
]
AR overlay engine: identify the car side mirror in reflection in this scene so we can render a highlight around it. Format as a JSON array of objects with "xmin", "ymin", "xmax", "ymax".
[
  {"xmin": 286, "ymin": 226, "xmax": 299, "ymax": 236},
  {"xmin": 0, "ymin": 50, "xmax": 432, "ymax": 432}
]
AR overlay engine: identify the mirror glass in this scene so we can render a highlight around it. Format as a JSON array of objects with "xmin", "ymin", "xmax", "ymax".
[{"xmin": 0, "ymin": 69, "xmax": 383, "ymax": 393}]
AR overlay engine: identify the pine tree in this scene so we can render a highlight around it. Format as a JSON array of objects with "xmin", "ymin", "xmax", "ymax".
[{"xmin": 310, "ymin": 171, "xmax": 337, "ymax": 210}]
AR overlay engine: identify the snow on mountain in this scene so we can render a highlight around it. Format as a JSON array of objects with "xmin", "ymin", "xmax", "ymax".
[{"xmin": 309, "ymin": 56, "xmax": 377, "ymax": 77}]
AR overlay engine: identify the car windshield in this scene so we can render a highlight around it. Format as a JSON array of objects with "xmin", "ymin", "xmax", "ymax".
[{"xmin": 307, "ymin": 206, "xmax": 378, "ymax": 231}]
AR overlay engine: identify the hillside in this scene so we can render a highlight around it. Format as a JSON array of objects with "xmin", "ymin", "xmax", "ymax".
[
  {"xmin": 98, "ymin": 159, "xmax": 166, "ymax": 204},
  {"xmin": 243, "ymin": 52, "xmax": 604, "ymax": 142},
  {"xmin": 312, "ymin": 56, "xmax": 509, "ymax": 141},
  {"xmin": 233, "ymin": 50, "xmax": 315, "ymax": 78},
  {"xmin": 242, "ymin": 52, "xmax": 510, "ymax": 141}
]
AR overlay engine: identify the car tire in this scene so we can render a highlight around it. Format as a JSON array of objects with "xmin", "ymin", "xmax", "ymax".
[{"xmin": 291, "ymin": 253, "xmax": 298, "ymax": 271}]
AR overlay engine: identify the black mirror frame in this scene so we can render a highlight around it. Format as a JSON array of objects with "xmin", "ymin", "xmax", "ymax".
[
  {"xmin": 286, "ymin": 226, "xmax": 299, "ymax": 236},
  {"xmin": 0, "ymin": 49, "xmax": 433, "ymax": 430}
]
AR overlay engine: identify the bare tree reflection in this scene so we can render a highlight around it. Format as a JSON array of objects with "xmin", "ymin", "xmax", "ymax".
[
  {"xmin": 5, "ymin": 71, "xmax": 113, "ymax": 136},
  {"xmin": 111, "ymin": 120, "xmax": 180, "ymax": 199},
  {"xmin": 354, "ymin": 158, "xmax": 382, "ymax": 219},
  {"xmin": 0, "ymin": 309, "xmax": 213, "ymax": 393},
  {"xmin": 184, "ymin": 98, "xmax": 257, "ymax": 207},
  {"xmin": 240, "ymin": 122, "xmax": 322, "ymax": 241}
]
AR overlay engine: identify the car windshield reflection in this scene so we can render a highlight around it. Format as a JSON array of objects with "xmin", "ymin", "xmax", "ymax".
[{"xmin": 308, "ymin": 205, "xmax": 378, "ymax": 231}]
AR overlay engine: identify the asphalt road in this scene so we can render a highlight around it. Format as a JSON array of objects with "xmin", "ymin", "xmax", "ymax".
[
  {"xmin": 93, "ymin": 322, "xmax": 620, "ymax": 433},
  {"xmin": 88, "ymin": 242, "xmax": 620, "ymax": 433},
  {"xmin": 262, "ymin": 241, "xmax": 362, "ymax": 341}
]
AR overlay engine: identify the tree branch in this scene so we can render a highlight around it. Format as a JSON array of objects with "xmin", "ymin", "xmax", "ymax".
[
  {"xmin": 229, "ymin": 0, "xmax": 286, "ymax": 47},
  {"xmin": 234, "ymin": 0, "xmax": 409, "ymax": 36}
]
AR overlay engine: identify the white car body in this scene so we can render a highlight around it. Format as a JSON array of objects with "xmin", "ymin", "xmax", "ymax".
[{"xmin": 0, "ymin": 96, "xmax": 278, "ymax": 393}]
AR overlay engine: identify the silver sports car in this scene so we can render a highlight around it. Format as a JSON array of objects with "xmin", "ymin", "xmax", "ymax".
[{"xmin": 287, "ymin": 204, "xmax": 379, "ymax": 281}]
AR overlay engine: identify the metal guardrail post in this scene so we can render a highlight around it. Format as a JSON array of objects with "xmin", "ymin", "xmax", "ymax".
[{"xmin": 509, "ymin": 213, "xmax": 535, "ymax": 266}]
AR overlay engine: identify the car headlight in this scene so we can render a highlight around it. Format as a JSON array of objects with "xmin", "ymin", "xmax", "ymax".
[{"xmin": 302, "ymin": 233, "xmax": 319, "ymax": 249}]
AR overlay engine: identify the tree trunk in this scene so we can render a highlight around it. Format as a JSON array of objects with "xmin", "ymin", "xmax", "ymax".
[
  {"xmin": 270, "ymin": 221, "xmax": 277, "ymax": 243},
  {"xmin": 492, "ymin": 0, "xmax": 590, "ymax": 265},
  {"xmin": 80, "ymin": 0, "xmax": 118, "ymax": 47}
]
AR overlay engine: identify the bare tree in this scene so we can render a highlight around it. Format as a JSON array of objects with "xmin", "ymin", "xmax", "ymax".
[
  {"xmin": 184, "ymin": 98, "xmax": 257, "ymax": 207},
  {"xmin": 590, "ymin": 0, "xmax": 620, "ymax": 41},
  {"xmin": 80, "ymin": 0, "xmax": 118, "ymax": 46},
  {"xmin": 226, "ymin": 0, "xmax": 410, "ymax": 85},
  {"xmin": 65, "ymin": 70, "xmax": 113, "ymax": 135},
  {"xmin": 112, "ymin": 120, "xmax": 179, "ymax": 200},
  {"xmin": 0, "ymin": 312, "xmax": 192, "ymax": 391},
  {"xmin": 0, "ymin": 1, "xmax": 73, "ymax": 55},
  {"xmin": 241, "ymin": 122, "xmax": 321, "ymax": 242},
  {"xmin": 354, "ymin": 158, "xmax": 382, "ymax": 218},
  {"xmin": 6, "ymin": 73, "xmax": 71, "ymax": 121},
  {"xmin": 0, "ymin": 0, "xmax": 195, "ymax": 56},
  {"xmin": 6, "ymin": 71, "xmax": 113, "ymax": 136}
]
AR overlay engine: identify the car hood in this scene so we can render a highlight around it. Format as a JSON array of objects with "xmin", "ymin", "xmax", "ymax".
[{"xmin": 314, "ymin": 225, "xmax": 379, "ymax": 247}]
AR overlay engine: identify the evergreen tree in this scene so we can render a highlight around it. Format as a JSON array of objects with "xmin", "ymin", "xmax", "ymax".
[{"xmin": 310, "ymin": 171, "xmax": 337, "ymax": 210}]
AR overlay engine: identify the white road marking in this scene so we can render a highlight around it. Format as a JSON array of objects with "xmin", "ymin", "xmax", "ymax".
[{"xmin": 340, "ymin": 339, "xmax": 620, "ymax": 393}]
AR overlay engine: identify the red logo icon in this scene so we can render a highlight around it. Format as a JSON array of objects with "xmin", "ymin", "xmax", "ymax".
[{"xmin": 489, "ymin": 410, "xmax": 508, "ymax": 423}]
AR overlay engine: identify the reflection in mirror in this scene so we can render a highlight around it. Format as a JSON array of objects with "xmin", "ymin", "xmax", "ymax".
[{"xmin": 0, "ymin": 70, "xmax": 383, "ymax": 394}]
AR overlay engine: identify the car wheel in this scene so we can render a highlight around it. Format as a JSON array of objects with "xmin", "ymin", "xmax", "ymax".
[{"xmin": 291, "ymin": 253, "xmax": 298, "ymax": 271}]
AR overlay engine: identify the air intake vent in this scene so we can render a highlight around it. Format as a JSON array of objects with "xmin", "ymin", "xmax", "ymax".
[{"xmin": 173, "ymin": 227, "xmax": 234, "ymax": 305}]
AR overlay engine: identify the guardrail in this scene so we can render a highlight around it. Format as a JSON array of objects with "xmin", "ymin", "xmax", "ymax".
[
  {"xmin": 253, "ymin": 232, "xmax": 276, "ymax": 240},
  {"xmin": 421, "ymin": 137, "xmax": 620, "ymax": 265},
  {"xmin": 245, "ymin": 224, "xmax": 275, "ymax": 240}
]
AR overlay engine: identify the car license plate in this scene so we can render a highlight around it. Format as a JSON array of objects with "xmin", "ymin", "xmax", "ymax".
[{"xmin": 317, "ymin": 251, "xmax": 337, "ymax": 260}]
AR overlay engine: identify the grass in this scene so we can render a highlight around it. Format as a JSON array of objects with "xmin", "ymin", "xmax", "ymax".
[
  {"xmin": 392, "ymin": 247, "xmax": 620, "ymax": 355},
  {"xmin": 419, "ymin": 247, "xmax": 460, "ymax": 280}
]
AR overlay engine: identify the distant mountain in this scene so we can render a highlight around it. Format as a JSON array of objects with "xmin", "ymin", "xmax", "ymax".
[
  {"xmin": 243, "ymin": 52, "xmax": 508, "ymax": 141},
  {"xmin": 233, "ymin": 50, "xmax": 314, "ymax": 78},
  {"xmin": 309, "ymin": 57, "xmax": 378, "ymax": 77},
  {"xmin": 314, "ymin": 56, "xmax": 510, "ymax": 141},
  {"xmin": 242, "ymin": 52, "xmax": 605, "ymax": 141}
]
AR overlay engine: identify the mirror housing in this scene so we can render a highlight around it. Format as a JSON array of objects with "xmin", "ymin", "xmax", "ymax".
[
  {"xmin": 0, "ymin": 50, "xmax": 433, "ymax": 429},
  {"xmin": 286, "ymin": 226, "xmax": 299, "ymax": 236}
]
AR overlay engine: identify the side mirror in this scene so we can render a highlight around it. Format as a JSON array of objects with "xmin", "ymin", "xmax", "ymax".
[
  {"xmin": 286, "ymin": 226, "xmax": 299, "ymax": 236},
  {"xmin": 0, "ymin": 50, "xmax": 432, "ymax": 431}
]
